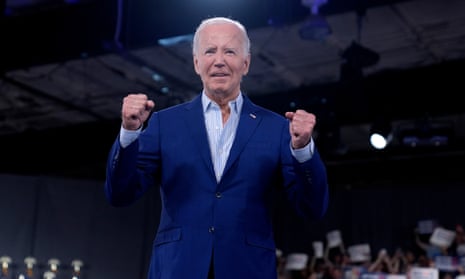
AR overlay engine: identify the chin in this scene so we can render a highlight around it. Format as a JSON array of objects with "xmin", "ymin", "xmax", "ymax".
[
  {"xmin": 210, "ymin": 89, "xmax": 228, "ymax": 95},
  {"xmin": 209, "ymin": 85, "xmax": 228, "ymax": 93}
]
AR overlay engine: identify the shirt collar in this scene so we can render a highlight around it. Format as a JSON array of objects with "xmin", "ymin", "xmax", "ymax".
[{"xmin": 202, "ymin": 91, "xmax": 243, "ymax": 114}]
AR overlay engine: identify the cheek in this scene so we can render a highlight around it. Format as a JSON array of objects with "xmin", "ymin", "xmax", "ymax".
[
  {"xmin": 196, "ymin": 60, "xmax": 212, "ymax": 73},
  {"xmin": 234, "ymin": 59, "xmax": 249, "ymax": 74}
]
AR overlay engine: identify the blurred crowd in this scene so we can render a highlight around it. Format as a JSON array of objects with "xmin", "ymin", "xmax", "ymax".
[{"xmin": 276, "ymin": 223, "xmax": 465, "ymax": 279}]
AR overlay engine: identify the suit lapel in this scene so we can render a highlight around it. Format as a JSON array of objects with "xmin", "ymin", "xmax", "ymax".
[
  {"xmin": 222, "ymin": 97, "xmax": 261, "ymax": 178},
  {"xmin": 183, "ymin": 95, "xmax": 216, "ymax": 179}
]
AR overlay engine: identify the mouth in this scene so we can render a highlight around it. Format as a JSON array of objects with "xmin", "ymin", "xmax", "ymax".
[{"xmin": 211, "ymin": 72, "xmax": 229, "ymax": 77}]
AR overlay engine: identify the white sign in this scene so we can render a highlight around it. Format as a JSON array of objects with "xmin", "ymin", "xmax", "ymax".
[
  {"xmin": 313, "ymin": 241, "xmax": 324, "ymax": 258},
  {"xmin": 430, "ymin": 227, "xmax": 456, "ymax": 248},
  {"xmin": 285, "ymin": 253, "xmax": 309, "ymax": 270},
  {"xmin": 434, "ymin": 256, "xmax": 459, "ymax": 271},
  {"xmin": 327, "ymin": 230, "xmax": 343, "ymax": 248},
  {"xmin": 348, "ymin": 244, "xmax": 371, "ymax": 263},
  {"xmin": 386, "ymin": 275, "xmax": 407, "ymax": 279},
  {"xmin": 361, "ymin": 273, "xmax": 386, "ymax": 279},
  {"xmin": 409, "ymin": 267, "xmax": 439, "ymax": 279}
]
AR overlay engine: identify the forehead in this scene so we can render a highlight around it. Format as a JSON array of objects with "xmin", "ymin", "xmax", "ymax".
[{"xmin": 198, "ymin": 23, "xmax": 243, "ymax": 45}]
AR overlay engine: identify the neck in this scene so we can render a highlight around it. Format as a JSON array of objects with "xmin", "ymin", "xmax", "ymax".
[
  {"xmin": 205, "ymin": 91, "xmax": 239, "ymax": 125},
  {"xmin": 206, "ymin": 90, "xmax": 240, "ymax": 108}
]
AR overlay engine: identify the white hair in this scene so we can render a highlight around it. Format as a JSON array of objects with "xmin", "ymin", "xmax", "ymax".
[{"xmin": 192, "ymin": 16, "xmax": 251, "ymax": 56}]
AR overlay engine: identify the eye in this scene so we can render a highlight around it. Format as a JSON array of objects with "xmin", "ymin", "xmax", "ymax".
[
  {"xmin": 225, "ymin": 49, "xmax": 236, "ymax": 55},
  {"xmin": 205, "ymin": 48, "xmax": 215, "ymax": 55}
]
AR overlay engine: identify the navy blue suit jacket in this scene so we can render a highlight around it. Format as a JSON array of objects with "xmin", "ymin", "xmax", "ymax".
[{"xmin": 105, "ymin": 94, "xmax": 329, "ymax": 279}]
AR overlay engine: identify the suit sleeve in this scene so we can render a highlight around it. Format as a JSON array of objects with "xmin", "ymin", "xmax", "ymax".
[
  {"xmin": 291, "ymin": 148, "xmax": 329, "ymax": 219},
  {"xmin": 280, "ymin": 123, "xmax": 329, "ymax": 220},
  {"xmin": 104, "ymin": 113, "xmax": 161, "ymax": 207}
]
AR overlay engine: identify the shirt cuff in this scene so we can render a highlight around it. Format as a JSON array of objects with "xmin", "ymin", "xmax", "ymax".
[
  {"xmin": 119, "ymin": 126, "xmax": 142, "ymax": 148},
  {"xmin": 290, "ymin": 138, "xmax": 315, "ymax": 163}
]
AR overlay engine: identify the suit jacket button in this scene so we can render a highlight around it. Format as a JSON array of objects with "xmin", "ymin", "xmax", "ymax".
[
  {"xmin": 215, "ymin": 192, "xmax": 222, "ymax": 199},
  {"xmin": 209, "ymin": 226, "xmax": 215, "ymax": 233}
]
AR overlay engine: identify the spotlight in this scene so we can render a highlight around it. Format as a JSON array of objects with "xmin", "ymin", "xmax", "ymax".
[{"xmin": 369, "ymin": 120, "xmax": 392, "ymax": 150}]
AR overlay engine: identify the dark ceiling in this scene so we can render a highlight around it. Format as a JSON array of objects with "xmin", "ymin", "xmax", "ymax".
[
  {"xmin": 2, "ymin": 0, "xmax": 412, "ymax": 71},
  {"xmin": 1, "ymin": 0, "xmax": 465, "ymax": 183}
]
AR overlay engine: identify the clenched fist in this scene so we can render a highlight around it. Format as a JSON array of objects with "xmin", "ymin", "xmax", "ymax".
[
  {"xmin": 121, "ymin": 93, "xmax": 155, "ymax": 130},
  {"xmin": 285, "ymin": 109, "xmax": 316, "ymax": 149}
]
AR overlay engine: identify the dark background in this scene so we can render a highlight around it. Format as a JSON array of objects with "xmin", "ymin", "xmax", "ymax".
[
  {"xmin": 1, "ymin": 0, "xmax": 465, "ymax": 278},
  {"xmin": 1, "ymin": 173, "xmax": 464, "ymax": 279}
]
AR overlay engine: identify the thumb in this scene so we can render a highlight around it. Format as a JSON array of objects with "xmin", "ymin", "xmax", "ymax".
[
  {"xmin": 146, "ymin": 100, "xmax": 155, "ymax": 111},
  {"xmin": 285, "ymin": 111, "xmax": 294, "ymax": 120}
]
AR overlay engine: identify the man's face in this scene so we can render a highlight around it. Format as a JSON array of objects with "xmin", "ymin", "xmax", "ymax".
[{"xmin": 193, "ymin": 23, "xmax": 250, "ymax": 98}]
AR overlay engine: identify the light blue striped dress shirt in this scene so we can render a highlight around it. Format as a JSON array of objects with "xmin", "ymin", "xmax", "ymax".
[{"xmin": 202, "ymin": 92, "xmax": 242, "ymax": 182}]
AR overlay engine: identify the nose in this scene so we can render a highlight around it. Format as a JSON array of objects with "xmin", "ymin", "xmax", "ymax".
[{"xmin": 213, "ymin": 53, "xmax": 226, "ymax": 66}]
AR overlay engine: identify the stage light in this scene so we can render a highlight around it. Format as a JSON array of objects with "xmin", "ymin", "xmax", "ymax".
[
  {"xmin": 369, "ymin": 120, "xmax": 392, "ymax": 150},
  {"xmin": 398, "ymin": 119, "xmax": 453, "ymax": 148},
  {"xmin": 299, "ymin": 0, "xmax": 331, "ymax": 41}
]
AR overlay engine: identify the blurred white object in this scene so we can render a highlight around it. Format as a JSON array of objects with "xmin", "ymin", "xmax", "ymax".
[{"xmin": 285, "ymin": 253, "xmax": 309, "ymax": 270}]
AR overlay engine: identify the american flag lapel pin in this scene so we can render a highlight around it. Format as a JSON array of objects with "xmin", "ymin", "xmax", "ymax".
[{"xmin": 249, "ymin": 113, "xmax": 256, "ymax": 119}]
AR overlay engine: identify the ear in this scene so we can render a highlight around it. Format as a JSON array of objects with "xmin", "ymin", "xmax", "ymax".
[
  {"xmin": 193, "ymin": 55, "xmax": 201, "ymax": 75},
  {"xmin": 242, "ymin": 54, "xmax": 251, "ymax": 76}
]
